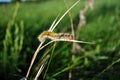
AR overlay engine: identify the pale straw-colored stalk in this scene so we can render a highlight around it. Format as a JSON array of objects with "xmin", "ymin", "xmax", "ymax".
[
  {"xmin": 25, "ymin": 0, "xmax": 81, "ymax": 79},
  {"xmin": 34, "ymin": 55, "xmax": 50, "ymax": 80},
  {"xmin": 50, "ymin": 0, "xmax": 81, "ymax": 32},
  {"xmin": 26, "ymin": 41, "xmax": 44, "ymax": 78}
]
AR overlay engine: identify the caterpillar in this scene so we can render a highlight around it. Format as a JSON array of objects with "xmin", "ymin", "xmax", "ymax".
[{"xmin": 38, "ymin": 31, "xmax": 73, "ymax": 42}]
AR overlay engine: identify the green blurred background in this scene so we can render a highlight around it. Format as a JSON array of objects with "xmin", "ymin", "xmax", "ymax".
[{"xmin": 0, "ymin": 0, "xmax": 120, "ymax": 80}]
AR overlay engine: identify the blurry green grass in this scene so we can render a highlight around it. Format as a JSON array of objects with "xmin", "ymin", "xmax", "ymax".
[{"xmin": 0, "ymin": 0, "xmax": 120, "ymax": 80}]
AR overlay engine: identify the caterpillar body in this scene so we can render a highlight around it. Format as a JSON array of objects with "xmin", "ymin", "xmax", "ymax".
[{"xmin": 38, "ymin": 31, "xmax": 73, "ymax": 42}]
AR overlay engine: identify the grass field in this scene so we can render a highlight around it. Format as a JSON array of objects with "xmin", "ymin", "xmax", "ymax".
[{"xmin": 0, "ymin": 0, "xmax": 120, "ymax": 80}]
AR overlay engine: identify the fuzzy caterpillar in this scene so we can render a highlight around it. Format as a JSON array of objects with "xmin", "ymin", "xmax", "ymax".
[{"xmin": 38, "ymin": 31, "xmax": 73, "ymax": 42}]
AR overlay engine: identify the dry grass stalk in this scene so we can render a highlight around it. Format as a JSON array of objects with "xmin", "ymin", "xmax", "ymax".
[
  {"xmin": 78, "ymin": 0, "xmax": 94, "ymax": 28},
  {"xmin": 63, "ymin": 0, "xmax": 78, "ymax": 79},
  {"xmin": 34, "ymin": 55, "xmax": 50, "ymax": 80},
  {"xmin": 74, "ymin": 0, "xmax": 95, "ymax": 54},
  {"xmin": 63, "ymin": 0, "xmax": 94, "ymax": 79},
  {"xmin": 25, "ymin": 0, "xmax": 81, "ymax": 79},
  {"xmin": 25, "ymin": 41, "xmax": 44, "ymax": 79}
]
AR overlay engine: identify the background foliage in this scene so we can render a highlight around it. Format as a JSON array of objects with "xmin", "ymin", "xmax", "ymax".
[{"xmin": 0, "ymin": 0, "xmax": 120, "ymax": 80}]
